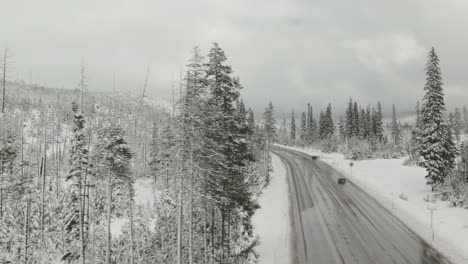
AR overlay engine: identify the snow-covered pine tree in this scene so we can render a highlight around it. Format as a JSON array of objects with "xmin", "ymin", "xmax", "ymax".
[
  {"xmin": 374, "ymin": 102, "xmax": 384, "ymax": 141},
  {"xmin": 324, "ymin": 103, "xmax": 335, "ymax": 138},
  {"xmin": 365, "ymin": 105, "xmax": 372, "ymax": 139},
  {"xmin": 262, "ymin": 101, "xmax": 276, "ymax": 143},
  {"xmin": 300, "ymin": 112, "xmax": 307, "ymax": 144},
  {"xmin": 345, "ymin": 98, "xmax": 354, "ymax": 138},
  {"xmin": 95, "ymin": 124, "xmax": 133, "ymax": 264},
  {"xmin": 203, "ymin": 42, "xmax": 258, "ymax": 262},
  {"xmin": 64, "ymin": 101, "xmax": 89, "ymax": 264},
  {"xmin": 391, "ymin": 104, "xmax": 402, "ymax": 146},
  {"xmin": 416, "ymin": 101, "xmax": 422, "ymax": 130},
  {"xmin": 463, "ymin": 106, "xmax": 468, "ymax": 134},
  {"xmin": 306, "ymin": 103, "xmax": 314, "ymax": 145},
  {"xmin": 417, "ymin": 47, "xmax": 455, "ymax": 189},
  {"xmin": 318, "ymin": 110, "xmax": 325, "ymax": 139},
  {"xmin": 290, "ymin": 110, "xmax": 296, "ymax": 142},
  {"xmin": 454, "ymin": 107, "xmax": 462, "ymax": 141},
  {"xmin": 338, "ymin": 116, "xmax": 345, "ymax": 140},
  {"xmin": 353, "ymin": 102, "xmax": 359, "ymax": 137},
  {"xmin": 358, "ymin": 108, "xmax": 366, "ymax": 139}
]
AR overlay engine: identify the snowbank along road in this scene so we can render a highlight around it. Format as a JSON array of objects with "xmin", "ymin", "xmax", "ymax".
[{"xmin": 272, "ymin": 146, "xmax": 451, "ymax": 264}]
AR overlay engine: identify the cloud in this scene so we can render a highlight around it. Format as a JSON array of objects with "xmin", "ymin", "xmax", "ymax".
[
  {"xmin": 347, "ymin": 34, "xmax": 426, "ymax": 75},
  {"xmin": 1, "ymin": 0, "xmax": 468, "ymax": 117}
]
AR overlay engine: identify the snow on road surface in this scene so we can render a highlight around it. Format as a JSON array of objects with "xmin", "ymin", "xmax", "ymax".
[
  {"xmin": 253, "ymin": 153, "xmax": 291, "ymax": 264},
  {"xmin": 285, "ymin": 145, "xmax": 468, "ymax": 264}
]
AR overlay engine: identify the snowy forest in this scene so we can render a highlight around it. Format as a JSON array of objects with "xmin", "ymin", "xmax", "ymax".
[
  {"xmin": 272, "ymin": 47, "xmax": 468, "ymax": 207},
  {"xmin": 0, "ymin": 44, "xmax": 271, "ymax": 263}
]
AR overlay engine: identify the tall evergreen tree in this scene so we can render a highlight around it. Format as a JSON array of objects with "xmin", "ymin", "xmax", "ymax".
[
  {"xmin": 338, "ymin": 116, "xmax": 345, "ymax": 140},
  {"xmin": 415, "ymin": 101, "xmax": 422, "ymax": 130},
  {"xmin": 358, "ymin": 108, "xmax": 366, "ymax": 139},
  {"xmin": 262, "ymin": 101, "xmax": 276, "ymax": 143},
  {"xmin": 345, "ymin": 98, "xmax": 354, "ymax": 138},
  {"xmin": 300, "ymin": 112, "xmax": 307, "ymax": 144},
  {"xmin": 453, "ymin": 107, "xmax": 462, "ymax": 141},
  {"xmin": 417, "ymin": 47, "xmax": 455, "ymax": 188},
  {"xmin": 365, "ymin": 105, "xmax": 372, "ymax": 139},
  {"xmin": 64, "ymin": 102, "xmax": 89, "ymax": 263},
  {"xmin": 326, "ymin": 103, "xmax": 335, "ymax": 137},
  {"xmin": 374, "ymin": 102, "xmax": 384, "ymax": 141},
  {"xmin": 463, "ymin": 106, "xmax": 468, "ymax": 134},
  {"xmin": 306, "ymin": 103, "xmax": 315, "ymax": 145},
  {"xmin": 290, "ymin": 110, "xmax": 296, "ymax": 141},
  {"xmin": 95, "ymin": 124, "xmax": 133, "ymax": 264},
  {"xmin": 353, "ymin": 102, "xmax": 359, "ymax": 137},
  {"xmin": 203, "ymin": 43, "xmax": 258, "ymax": 261},
  {"xmin": 391, "ymin": 104, "xmax": 402, "ymax": 146}
]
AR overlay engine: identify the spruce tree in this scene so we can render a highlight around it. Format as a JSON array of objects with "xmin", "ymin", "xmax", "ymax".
[
  {"xmin": 262, "ymin": 101, "xmax": 276, "ymax": 143},
  {"xmin": 353, "ymin": 102, "xmax": 359, "ymax": 137},
  {"xmin": 338, "ymin": 116, "xmax": 345, "ymax": 140},
  {"xmin": 324, "ymin": 103, "xmax": 335, "ymax": 138},
  {"xmin": 391, "ymin": 104, "xmax": 402, "ymax": 146},
  {"xmin": 374, "ymin": 102, "xmax": 384, "ymax": 141},
  {"xmin": 418, "ymin": 47, "xmax": 455, "ymax": 188},
  {"xmin": 290, "ymin": 110, "xmax": 296, "ymax": 141},
  {"xmin": 306, "ymin": 103, "xmax": 314, "ymax": 145},
  {"xmin": 300, "ymin": 112, "xmax": 307, "ymax": 144},
  {"xmin": 64, "ymin": 102, "xmax": 89, "ymax": 263},
  {"xmin": 364, "ymin": 106, "xmax": 372, "ymax": 139},
  {"xmin": 345, "ymin": 98, "xmax": 354, "ymax": 138},
  {"xmin": 318, "ymin": 110, "xmax": 325, "ymax": 139},
  {"xmin": 463, "ymin": 106, "xmax": 468, "ymax": 134},
  {"xmin": 95, "ymin": 124, "xmax": 133, "ymax": 264},
  {"xmin": 358, "ymin": 108, "xmax": 366, "ymax": 139},
  {"xmin": 454, "ymin": 107, "xmax": 462, "ymax": 141},
  {"xmin": 204, "ymin": 43, "xmax": 257, "ymax": 261}
]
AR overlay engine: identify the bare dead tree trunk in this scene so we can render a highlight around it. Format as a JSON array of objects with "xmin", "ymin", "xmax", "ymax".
[
  {"xmin": 189, "ymin": 160, "xmax": 194, "ymax": 264},
  {"xmin": 129, "ymin": 186, "xmax": 135, "ymax": 264},
  {"xmin": 220, "ymin": 207, "xmax": 225, "ymax": 264},
  {"xmin": 1, "ymin": 48, "xmax": 7, "ymax": 113},
  {"xmin": 106, "ymin": 172, "xmax": 113, "ymax": 264},
  {"xmin": 90, "ymin": 188, "xmax": 96, "ymax": 264},
  {"xmin": 80, "ymin": 61, "xmax": 86, "ymax": 110},
  {"xmin": 24, "ymin": 200, "xmax": 30, "ymax": 264},
  {"xmin": 211, "ymin": 204, "xmax": 215, "ymax": 264},
  {"xmin": 79, "ymin": 164, "xmax": 86, "ymax": 264},
  {"xmin": 40, "ymin": 131, "xmax": 47, "ymax": 248},
  {"xmin": 204, "ymin": 199, "xmax": 208, "ymax": 264},
  {"xmin": 177, "ymin": 165, "xmax": 183, "ymax": 264}
]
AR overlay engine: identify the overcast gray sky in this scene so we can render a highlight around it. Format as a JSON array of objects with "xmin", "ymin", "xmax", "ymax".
[{"xmin": 2, "ymin": 0, "xmax": 468, "ymax": 117}]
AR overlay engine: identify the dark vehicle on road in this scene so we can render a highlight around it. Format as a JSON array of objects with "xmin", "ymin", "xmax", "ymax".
[{"xmin": 337, "ymin": 178, "xmax": 347, "ymax": 185}]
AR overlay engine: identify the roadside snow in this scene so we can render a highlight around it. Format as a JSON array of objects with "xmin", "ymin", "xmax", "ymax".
[
  {"xmin": 284, "ymin": 145, "xmax": 468, "ymax": 263},
  {"xmin": 253, "ymin": 153, "xmax": 291, "ymax": 264}
]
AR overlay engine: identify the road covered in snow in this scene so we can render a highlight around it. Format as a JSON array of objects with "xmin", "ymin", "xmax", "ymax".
[{"xmin": 272, "ymin": 146, "xmax": 451, "ymax": 264}]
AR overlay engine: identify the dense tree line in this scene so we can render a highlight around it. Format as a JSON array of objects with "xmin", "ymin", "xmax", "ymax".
[
  {"xmin": 273, "ymin": 47, "xmax": 466, "ymax": 207},
  {"xmin": 0, "ymin": 43, "xmax": 269, "ymax": 263}
]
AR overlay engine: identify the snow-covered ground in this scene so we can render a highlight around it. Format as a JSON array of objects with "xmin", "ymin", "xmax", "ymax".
[
  {"xmin": 285, "ymin": 145, "xmax": 468, "ymax": 264},
  {"xmin": 253, "ymin": 153, "xmax": 291, "ymax": 264},
  {"xmin": 110, "ymin": 178, "xmax": 155, "ymax": 237}
]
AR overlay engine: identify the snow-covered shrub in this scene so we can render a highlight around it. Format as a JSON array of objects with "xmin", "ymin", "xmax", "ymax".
[{"xmin": 435, "ymin": 171, "xmax": 467, "ymax": 207}]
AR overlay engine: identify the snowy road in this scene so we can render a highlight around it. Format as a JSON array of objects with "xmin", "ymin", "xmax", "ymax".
[{"xmin": 272, "ymin": 146, "xmax": 451, "ymax": 264}]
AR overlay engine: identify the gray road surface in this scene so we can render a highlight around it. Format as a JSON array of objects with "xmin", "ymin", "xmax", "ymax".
[{"xmin": 272, "ymin": 146, "xmax": 451, "ymax": 264}]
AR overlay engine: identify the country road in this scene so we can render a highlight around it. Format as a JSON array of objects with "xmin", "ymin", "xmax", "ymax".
[{"xmin": 272, "ymin": 146, "xmax": 451, "ymax": 264}]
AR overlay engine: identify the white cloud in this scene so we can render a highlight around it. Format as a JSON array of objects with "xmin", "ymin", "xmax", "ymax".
[{"xmin": 347, "ymin": 34, "xmax": 425, "ymax": 74}]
